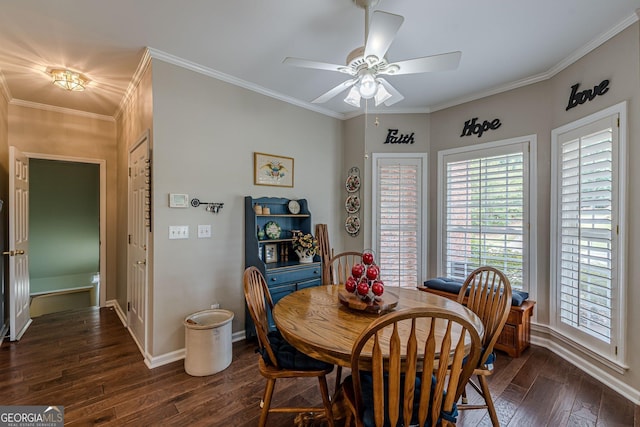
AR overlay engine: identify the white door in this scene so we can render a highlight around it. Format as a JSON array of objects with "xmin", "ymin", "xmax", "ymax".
[
  {"xmin": 127, "ymin": 134, "xmax": 150, "ymax": 350},
  {"xmin": 8, "ymin": 146, "xmax": 31, "ymax": 340},
  {"xmin": 372, "ymin": 153, "xmax": 428, "ymax": 288}
]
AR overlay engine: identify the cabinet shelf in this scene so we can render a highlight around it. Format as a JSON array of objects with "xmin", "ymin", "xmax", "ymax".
[
  {"xmin": 256, "ymin": 214, "xmax": 310, "ymax": 218},
  {"xmin": 259, "ymin": 238, "xmax": 293, "ymax": 244},
  {"xmin": 245, "ymin": 196, "xmax": 322, "ymax": 340}
]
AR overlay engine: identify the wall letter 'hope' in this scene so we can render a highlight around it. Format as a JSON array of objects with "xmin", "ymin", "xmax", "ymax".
[
  {"xmin": 460, "ymin": 117, "xmax": 501, "ymax": 138},
  {"xmin": 565, "ymin": 80, "xmax": 609, "ymax": 111}
]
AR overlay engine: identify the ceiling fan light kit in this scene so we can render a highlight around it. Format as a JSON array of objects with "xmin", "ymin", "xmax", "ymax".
[{"xmin": 283, "ymin": 0, "xmax": 461, "ymax": 109}]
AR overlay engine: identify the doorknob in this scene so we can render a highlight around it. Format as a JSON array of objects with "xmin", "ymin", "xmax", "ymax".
[
  {"xmin": 2, "ymin": 250, "xmax": 25, "ymax": 256},
  {"xmin": 136, "ymin": 260, "xmax": 146, "ymax": 265}
]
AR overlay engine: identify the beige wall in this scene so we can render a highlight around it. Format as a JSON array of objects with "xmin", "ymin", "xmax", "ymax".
[
  {"xmin": 430, "ymin": 23, "xmax": 640, "ymax": 393},
  {"xmin": 7, "ymin": 105, "xmax": 118, "ymax": 304},
  {"xmin": 149, "ymin": 59, "xmax": 342, "ymax": 356},
  {"xmin": 341, "ymin": 113, "xmax": 430, "ymax": 252},
  {"xmin": 115, "ymin": 61, "xmax": 154, "ymax": 351}
]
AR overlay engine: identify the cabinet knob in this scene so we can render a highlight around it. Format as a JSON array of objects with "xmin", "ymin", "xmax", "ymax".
[{"xmin": 271, "ymin": 277, "xmax": 276, "ymax": 281}]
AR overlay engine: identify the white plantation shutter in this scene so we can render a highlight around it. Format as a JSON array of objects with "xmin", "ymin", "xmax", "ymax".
[
  {"xmin": 556, "ymin": 116, "xmax": 617, "ymax": 344},
  {"xmin": 442, "ymin": 143, "xmax": 528, "ymax": 290},
  {"xmin": 373, "ymin": 155, "xmax": 426, "ymax": 288}
]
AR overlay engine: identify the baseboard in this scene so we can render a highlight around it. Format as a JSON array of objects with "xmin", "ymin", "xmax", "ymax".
[
  {"xmin": 144, "ymin": 330, "xmax": 247, "ymax": 369},
  {"xmin": 105, "ymin": 300, "xmax": 248, "ymax": 370},
  {"xmin": 531, "ymin": 322, "xmax": 640, "ymax": 405},
  {"xmin": 106, "ymin": 299, "xmax": 127, "ymax": 326}
]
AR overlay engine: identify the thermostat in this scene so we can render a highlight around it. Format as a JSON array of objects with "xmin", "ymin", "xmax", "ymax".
[{"xmin": 169, "ymin": 193, "xmax": 189, "ymax": 208}]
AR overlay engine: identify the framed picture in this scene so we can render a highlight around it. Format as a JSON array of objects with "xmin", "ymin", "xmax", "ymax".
[
  {"xmin": 254, "ymin": 152, "xmax": 294, "ymax": 187},
  {"xmin": 264, "ymin": 243, "xmax": 279, "ymax": 263}
]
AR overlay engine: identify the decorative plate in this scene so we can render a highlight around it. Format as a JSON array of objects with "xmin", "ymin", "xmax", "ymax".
[
  {"xmin": 288, "ymin": 199, "xmax": 301, "ymax": 214},
  {"xmin": 346, "ymin": 175, "xmax": 360, "ymax": 193},
  {"xmin": 264, "ymin": 221, "xmax": 281, "ymax": 239},
  {"xmin": 345, "ymin": 195, "xmax": 361, "ymax": 214},
  {"xmin": 345, "ymin": 215, "xmax": 360, "ymax": 235}
]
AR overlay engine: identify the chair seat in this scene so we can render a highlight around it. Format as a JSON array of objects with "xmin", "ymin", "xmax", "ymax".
[
  {"xmin": 343, "ymin": 372, "xmax": 458, "ymax": 427},
  {"xmin": 261, "ymin": 330, "xmax": 334, "ymax": 371},
  {"xmin": 463, "ymin": 348, "xmax": 496, "ymax": 371}
]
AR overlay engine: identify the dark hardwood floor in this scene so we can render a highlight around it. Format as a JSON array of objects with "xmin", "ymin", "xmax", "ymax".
[{"xmin": 0, "ymin": 307, "xmax": 637, "ymax": 426}]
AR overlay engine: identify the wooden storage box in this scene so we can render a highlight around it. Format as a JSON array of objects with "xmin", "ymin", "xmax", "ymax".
[{"xmin": 416, "ymin": 286, "xmax": 535, "ymax": 357}]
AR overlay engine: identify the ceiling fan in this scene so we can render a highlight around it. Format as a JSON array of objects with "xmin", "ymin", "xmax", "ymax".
[{"xmin": 283, "ymin": 0, "xmax": 461, "ymax": 108}]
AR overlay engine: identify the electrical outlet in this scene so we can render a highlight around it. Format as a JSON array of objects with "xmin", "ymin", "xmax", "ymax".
[{"xmin": 169, "ymin": 225, "xmax": 189, "ymax": 239}]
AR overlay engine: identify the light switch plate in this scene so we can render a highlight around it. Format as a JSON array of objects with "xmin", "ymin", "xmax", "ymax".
[
  {"xmin": 169, "ymin": 225, "xmax": 189, "ymax": 239},
  {"xmin": 198, "ymin": 225, "xmax": 212, "ymax": 238}
]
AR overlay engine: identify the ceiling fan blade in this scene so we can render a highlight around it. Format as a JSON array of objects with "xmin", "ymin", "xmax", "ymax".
[
  {"xmin": 283, "ymin": 57, "xmax": 352, "ymax": 74},
  {"xmin": 312, "ymin": 79, "xmax": 358, "ymax": 104},
  {"xmin": 364, "ymin": 11, "xmax": 404, "ymax": 64},
  {"xmin": 386, "ymin": 51, "xmax": 462, "ymax": 75},
  {"xmin": 377, "ymin": 78, "xmax": 404, "ymax": 106}
]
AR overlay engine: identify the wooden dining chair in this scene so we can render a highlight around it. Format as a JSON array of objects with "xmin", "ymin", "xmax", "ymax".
[
  {"xmin": 325, "ymin": 251, "xmax": 363, "ymax": 286},
  {"xmin": 324, "ymin": 250, "xmax": 363, "ymax": 392},
  {"xmin": 340, "ymin": 307, "xmax": 482, "ymax": 427},
  {"xmin": 455, "ymin": 266, "xmax": 512, "ymax": 427},
  {"xmin": 243, "ymin": 266, "xmax": 335, "ymax": 427}
]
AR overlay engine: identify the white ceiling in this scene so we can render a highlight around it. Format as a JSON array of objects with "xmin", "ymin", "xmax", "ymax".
[{"xmin": 1, "ymin": 0, "xmax": 639, "ymax": 119}]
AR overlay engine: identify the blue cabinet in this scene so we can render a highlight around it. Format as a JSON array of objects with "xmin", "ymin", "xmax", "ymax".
[{"xmin": 244, "ymin": 196, "xmax": 321, "ymax": 339}]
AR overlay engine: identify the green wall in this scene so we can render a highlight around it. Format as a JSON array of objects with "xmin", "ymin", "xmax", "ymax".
[{"xmin": 29, "ymin": 159, "xmax": 99, "ymax": 294}]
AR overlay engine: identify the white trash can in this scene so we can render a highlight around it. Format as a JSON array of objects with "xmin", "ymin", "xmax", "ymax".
[{"xmin": 184, "ymin": 309, "xmax": 234, "ymax": 376}]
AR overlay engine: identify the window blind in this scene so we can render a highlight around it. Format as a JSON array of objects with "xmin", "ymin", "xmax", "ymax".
[
  {"xmin": 375, "ymin": 157, "xmax": 423, "ymax": 288},
  {"xmin": 559, "ymin": 126, "xmax": 613, "ymax": 343},
  {"xmin": 443, "ymin": 146, "xmax": 526, "ymax": 289}
]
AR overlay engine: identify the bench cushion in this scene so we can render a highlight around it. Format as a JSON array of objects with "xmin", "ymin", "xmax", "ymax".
[{"xmin": 423, "ymin": 277, "xmax": 529, "ymax": 306}]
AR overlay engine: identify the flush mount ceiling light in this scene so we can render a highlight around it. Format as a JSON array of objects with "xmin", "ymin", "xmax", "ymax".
[{"xmin": 48, "ymin": 69, "xmax": 89, "ymax": 91}]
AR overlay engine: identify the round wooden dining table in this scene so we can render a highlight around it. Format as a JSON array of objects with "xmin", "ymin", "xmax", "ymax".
[{"xmin": 273, "ymin": 285, "xmax": 484, "ymax": 369}]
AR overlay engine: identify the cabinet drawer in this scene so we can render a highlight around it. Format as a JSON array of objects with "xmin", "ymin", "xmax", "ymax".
[
  {"xmin": 269, "ymin": 283, "xmax": 297, "ymax": 304},
  {"xmin": 297, "ymin": 278, "xmax": 321, "ymax": 290},
  {"xmin": 266, "ymin": 264, "xmax": 321, "ymax": 286}
]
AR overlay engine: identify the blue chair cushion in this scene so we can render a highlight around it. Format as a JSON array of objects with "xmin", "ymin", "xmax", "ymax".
[
  {"xmin": 355, "ymin": 371, "xmax": 457, "ymax": 427},
  {"xmin": 463, "ymin": 347, "xmax": 496, "ymax": 369},
  {"xmin": 261, "ymin": 329, "xmax": 333, "ymax": 371},
  {"xmin": 423, "ymin": 277, "xmax": 529, "ymax": 306}
]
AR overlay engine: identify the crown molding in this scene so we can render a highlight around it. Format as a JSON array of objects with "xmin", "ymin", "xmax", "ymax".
[
  {"xmin": 548, "ymin": 12, "xmax": 639, "ymax": 77},
  {"xmin": 115, "ymin": 48, "xmax": 152, "ymax": 121},
  {"xmin": 430, "ymin": 12, "xmax": 640, "ymax": 113},
  {"xmin": 146, "ymin": 47, "xmax": 345, "ymax": 120},
  {"xmin": 9, "ymin": 98, "xmax": 114, "ymax": 122}
]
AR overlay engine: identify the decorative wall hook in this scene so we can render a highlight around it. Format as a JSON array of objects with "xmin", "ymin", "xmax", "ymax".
[{"xmin": 191, "ymin": 198, "xmax": 224, "ymax": 214}]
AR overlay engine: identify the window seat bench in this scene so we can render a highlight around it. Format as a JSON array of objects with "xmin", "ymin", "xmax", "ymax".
[{"xmin": 417, "ymin": 280, "xmax": 535, "ymax": 358}]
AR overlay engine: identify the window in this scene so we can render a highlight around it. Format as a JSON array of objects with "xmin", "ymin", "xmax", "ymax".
[
  {"xmin": 372, "ymin": 154, "xmax": 427, "ymax": 288},
  {"xmin": 550, "ymin": 102, "xmax": 627, "ymax": 368},
  {"xmin": 438, "ymin": 136, "xmax": 536, "ymax": 292}
]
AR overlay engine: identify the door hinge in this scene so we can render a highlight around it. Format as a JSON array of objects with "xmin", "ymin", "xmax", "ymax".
[
  {"xmin": 127, "ymin": 302, "xmax": 131, "ymax": 312},
  {"xmin": 615, "ymin": 346, "xmax": 618, "ymax": 355},
  {"xmin": 128, "ymin": 167, "xmax": 131, "ymax": 177},
  {"xmin": 617, "ymin": 117, "xmax": 620, "ymax": 127},
  {"xmin": 128, "ymin": 234, "xmax": 132, "ymax": 244},
  {"xmin": 616, "ymin": 225, "xmax": 619, "ymax": 235}
]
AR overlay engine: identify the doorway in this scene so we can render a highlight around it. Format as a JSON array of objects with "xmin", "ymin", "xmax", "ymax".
[
  {"xmin": 25, "ymin": 154, "xmax": 105, "ymax": 317},
  {"xmin": 28, "ymin": 158, "xmax": 101, "ymax": 316}
]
